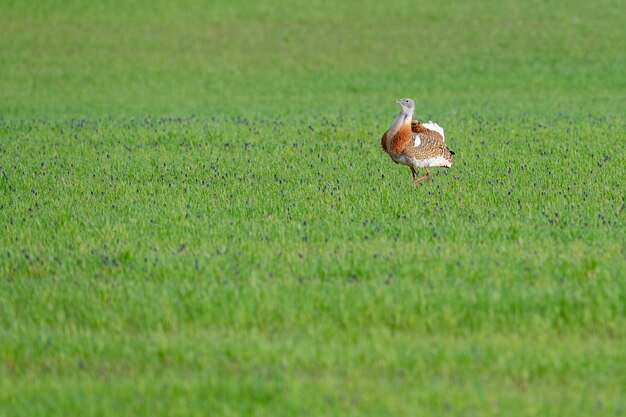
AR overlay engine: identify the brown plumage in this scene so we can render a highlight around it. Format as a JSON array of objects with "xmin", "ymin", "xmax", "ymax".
[
  {"xmin": 390, "ymin": 124, "xmax": 413, "ymax": 154},
  {"xmin": 405, "ymin": 135, "xmax": 454, "ymax": 161},
  {"xmin": 411, "ymin": 120, "xmax": 444, "ymax": 142},
  {"xmin": 381, "ymin": 98, "xmax": 454, "ymax": 183}
]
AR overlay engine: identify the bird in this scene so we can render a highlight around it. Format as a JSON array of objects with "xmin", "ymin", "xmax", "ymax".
[{"xmin": 380, "ymin": 98, "xmax": 454, "ymax": 183}]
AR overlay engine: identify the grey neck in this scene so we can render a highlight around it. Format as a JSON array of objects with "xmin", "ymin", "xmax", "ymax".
[{"xmin": 388, "ymin": 108, "xmax": 413, "ymax": 136}]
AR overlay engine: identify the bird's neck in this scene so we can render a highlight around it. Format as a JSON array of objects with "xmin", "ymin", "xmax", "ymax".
[{"xmin": 388, "ymin": 109, "xmax": 413, "ymax": 137}]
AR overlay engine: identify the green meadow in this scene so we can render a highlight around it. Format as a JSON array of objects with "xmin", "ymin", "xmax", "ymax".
[{"xmin": 1, "ymin": 0, "xmax": 625, "ymax": 415}]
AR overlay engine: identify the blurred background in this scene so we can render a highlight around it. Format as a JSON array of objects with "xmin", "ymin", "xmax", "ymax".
[{"xmin": 1, "ymin": 0, "xmax": 624, "ymax": 118}]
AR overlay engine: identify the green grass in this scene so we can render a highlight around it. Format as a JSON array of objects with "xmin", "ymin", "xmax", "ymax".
[{"xmin": 1, "ymin": 0, "xmax": 625, "ymax": 416}]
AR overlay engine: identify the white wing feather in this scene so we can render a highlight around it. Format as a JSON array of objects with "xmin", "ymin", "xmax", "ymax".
[{"xmin": 422, "ymin": 121, "xmax": 445, "ymax": 141}]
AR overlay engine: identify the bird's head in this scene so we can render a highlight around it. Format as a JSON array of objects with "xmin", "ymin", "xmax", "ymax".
[{"xmin": 395, "ymin": 98, "xmax": 415, "ymax": 115}]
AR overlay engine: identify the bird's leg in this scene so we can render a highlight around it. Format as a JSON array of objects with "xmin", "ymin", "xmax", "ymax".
[
  {"xmin": 410, "ymin": 166, "xmax": 418, "ymax": 181},
  {"xmin": 413, "ymin": 168, "xmax": 432, "ymax": 183}
]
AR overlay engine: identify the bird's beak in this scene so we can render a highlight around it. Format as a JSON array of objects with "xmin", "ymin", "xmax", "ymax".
[{"xmin": 395, "ymin": 99, "xmax": 402, "ymax": 104}]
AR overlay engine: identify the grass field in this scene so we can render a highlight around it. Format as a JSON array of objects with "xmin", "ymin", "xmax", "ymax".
[{"xmin": 1, "ymin": 0, "xmax": 625, "ymax": 416}]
